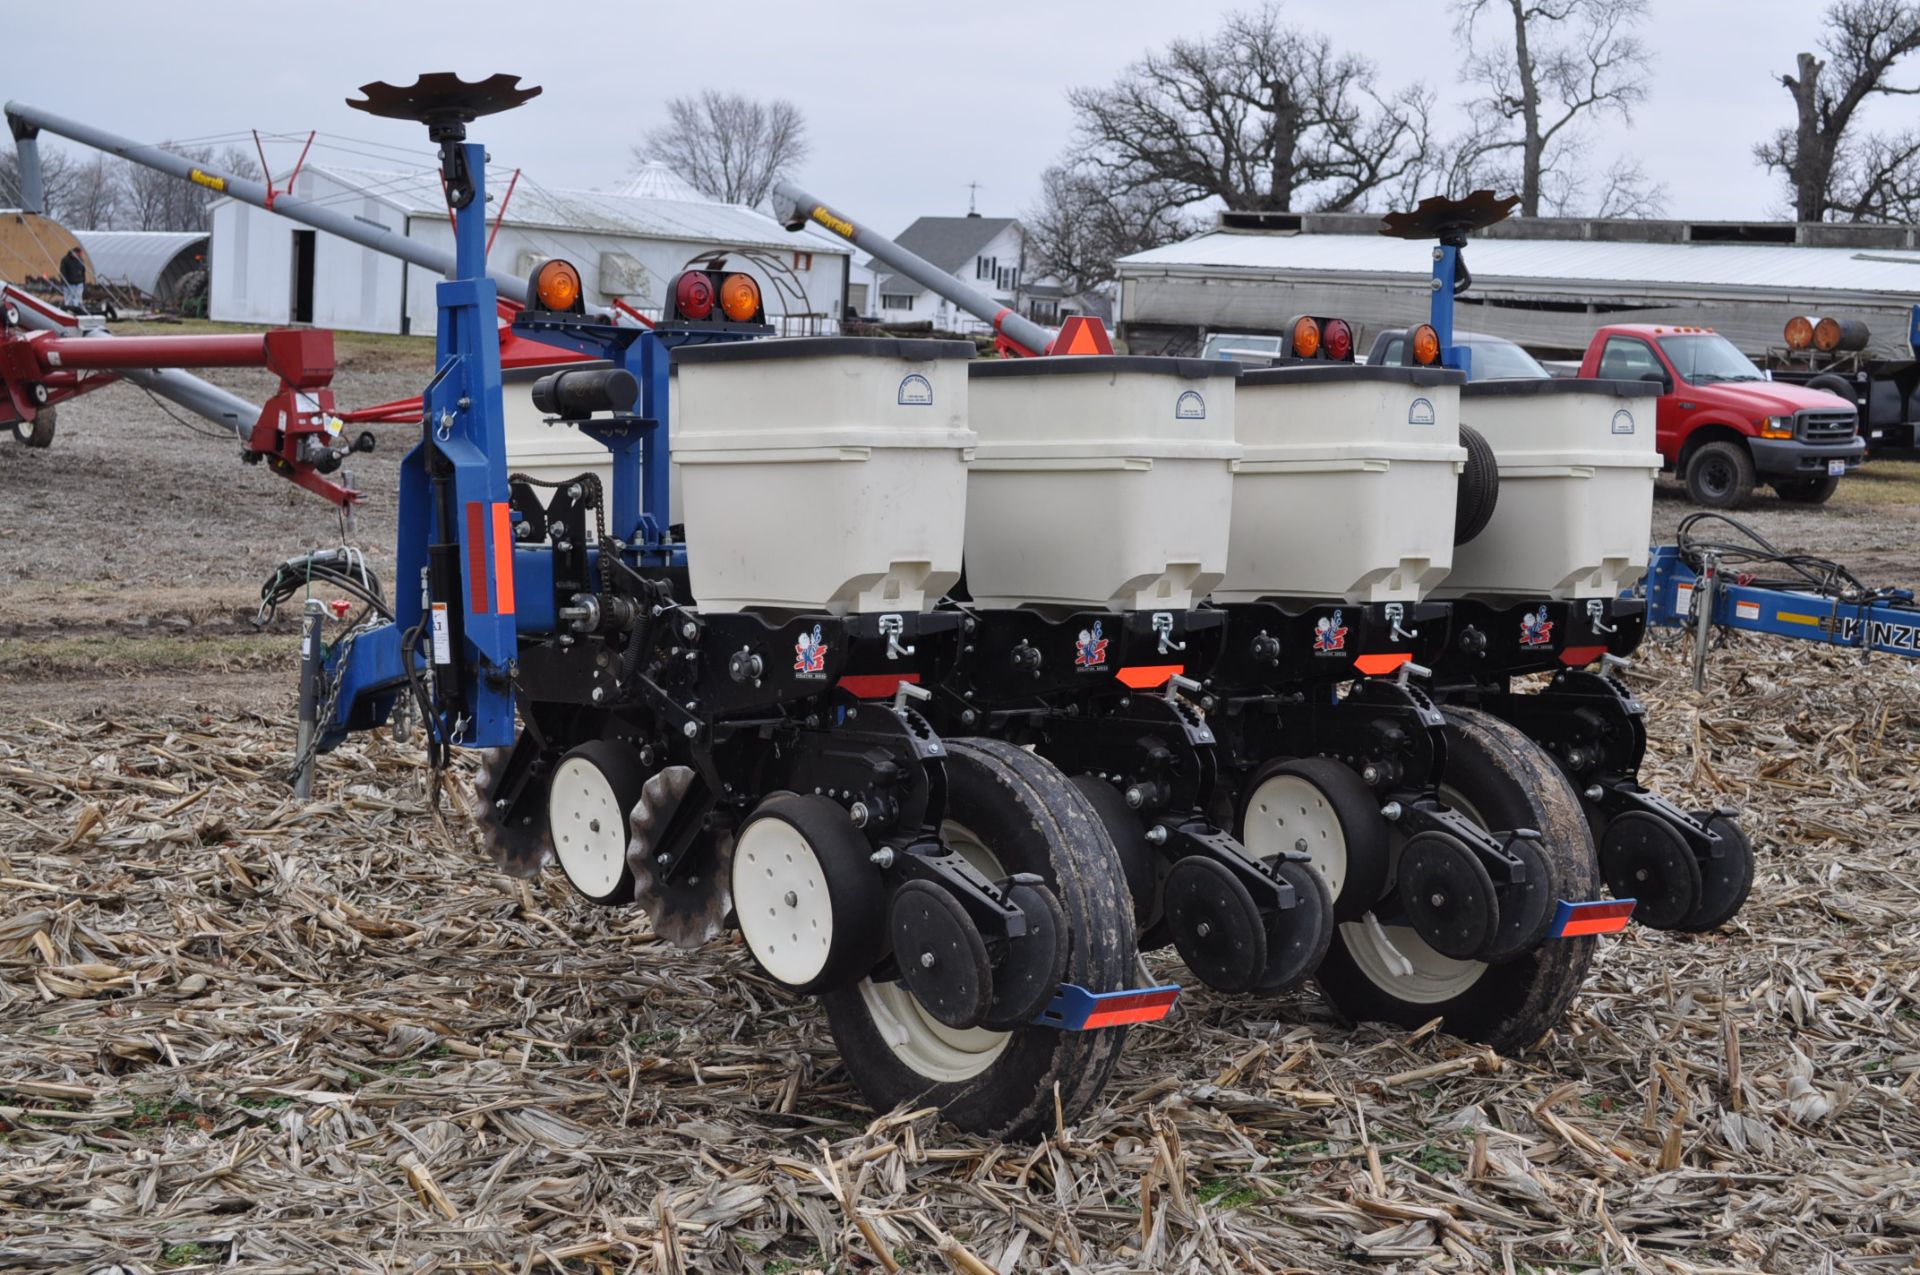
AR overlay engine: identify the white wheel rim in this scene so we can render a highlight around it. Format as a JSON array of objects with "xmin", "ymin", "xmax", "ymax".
[
  {"xmin": 1339, "ymin": 783, "xmax": 1490, "ymax": 1005},
  {"xmin": 732, "ymin": 814, "xmax": 837, "ymax": 987},
  {"xmin": 858, "ymin": 820, "xmax": 1012, "ymax": 1083},
  {"xmin": 1244, "ymin": 772, "xmax": 1350, "ymax": 905},
  {"xmin": 549, "ymin": 755, "xmax": 630, "ymax": 899}
]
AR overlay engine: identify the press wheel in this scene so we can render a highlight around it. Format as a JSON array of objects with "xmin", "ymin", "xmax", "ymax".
[
  {"xmin": 821, "ymin": 738, "xmax": 1138, "ymax": 1141},
  {"xmin": 1316, "ymin": 708, "xmax": 1600, "ymax": 1053}
]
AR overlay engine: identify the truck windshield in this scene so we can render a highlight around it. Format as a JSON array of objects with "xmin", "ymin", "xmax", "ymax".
[
  {"xmin": 1657, "ymin": 333, "xmax": 1764, "ymax": 384},
  {"xmin": 1461, "ymin": 336, "xmax": 1549, "ymax": 379}
]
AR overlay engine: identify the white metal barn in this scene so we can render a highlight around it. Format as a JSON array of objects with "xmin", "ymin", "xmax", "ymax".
[{"xmin": 207, "ymin": 164, "xmax": 851, "ymax": 336}]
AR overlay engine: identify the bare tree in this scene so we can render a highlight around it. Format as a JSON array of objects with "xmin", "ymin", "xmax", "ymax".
[
  {"xmin": 1453, "ymin": 0, "xmax": 1656, "ymax": 216},
  {"xmin": 57, "ymin": 154, "xmax": 123, "ymax": 230},
  {"xmin": 1061, "ymin": 3, "xmax": 1435, "ymax": 215},
  {"xmin": 1023, "ymin": 165, "xmax": 1194, "ymax": 294},
  {"xmin": 0, "ymin": 140, "xmax": 75, "ymax": 214},
  {"xmin": 637, "ymin": 91, "xmax": 808, "ymax": 207},
  {"xmin": 1755, "ymin": 0, "xmax": 1920, "ymax": 221}
]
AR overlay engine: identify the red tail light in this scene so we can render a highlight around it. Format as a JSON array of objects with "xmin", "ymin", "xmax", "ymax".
[
  {"xmin": 1324, "ymin": 318, "xmax": 1354, "ymax": 362},
  {"xmin": 673, "ymin": 271, "xmax": 716, "ymax": 321}
]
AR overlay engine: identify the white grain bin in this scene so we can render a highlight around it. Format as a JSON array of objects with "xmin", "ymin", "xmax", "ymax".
[
  {"xmin": 1217, "ymin": 365, "xmax": 1467, "ymax": 605},
  {"xmin": 501, "ymin": 363, "xmax": 683, "ymax": 524},
  {"xmin": 672, "ymin": 338, "xmax": 976, "ymax": 614},
  {"xmin": 1437, "ymin": 379, "xmax": 1662, "ymax": 600},
  {"xmin": 963, "ymin": 357, "xmax": 1241, "ymax": 612}
]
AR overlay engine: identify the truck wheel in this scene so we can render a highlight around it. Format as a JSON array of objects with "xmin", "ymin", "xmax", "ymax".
[
  {"xmin": 822, "ymin": 738, "xmax": 1137, "ymax": 1141},
  {"xmin": 1314, "ymin": 708, "xmax": 1599, "ymax": 1053},
  {"xmin": 1772, "ymin": 474, "xmax": 1840, "ymax": 504},
  {"xmin": 13, "ymin": 407, "xmax": 56, "ymax": 449},
  {"xmin": 1683, "ymin": 441, "xmax": 1755, "ymax": 509}
]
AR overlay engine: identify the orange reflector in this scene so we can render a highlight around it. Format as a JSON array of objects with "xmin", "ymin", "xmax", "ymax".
[
  {"xmin": 1116, "ymin": 663, "xmax": 1183, "ymax": 689},
  {"xmin": 491, "ymin": 502, "xmax": 516, "ymax": 616},
  {"xmin": 1353, "ymin": 652, "xmax": 1412, "ymax": 676},
  {"xmin": 1559, "ymin": 645, "xmax": 1608, "ymax": 667},
  {"xmin": 1551, "ymin": 899, "xmax": 1636, "ymax": 937},
  {"xmin": 719, "ymin": 272, "xmax": 761, "ymax": 322},
  {"xmin": 1291, "ymin": 315, "xmax": 1321, "ymax": 358},
  {"xmin": 465, "ymin": 502, "xmax": 490, "ymax": 614},
  {"xmin": 838, "ymin": 672, "xmax": 921, "ymax": 699},
  {"xmin": 534, "ymin": 260, "xmax": 582, "ymax": 312},
  {"xmin": 1052, "ymin": 314, "xmax": 1114, "ymax": 355}
]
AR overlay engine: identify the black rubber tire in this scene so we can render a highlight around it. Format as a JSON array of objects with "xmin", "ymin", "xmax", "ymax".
[
  {"xmin": 821, "ymin": 737, "xmax": 1137, "ymax": 1140},
  {"xmin": 1454, "ymin": 424, "xmax": 1500, "ymax": 545},
  {"xmin": 1773, "ymin": 474, "xmax": 1841, "ymax": 504},
  {"xmin": 1674, "ymin": 813, "xmax": 1755, "ymax": 933},
  {"xmin": 1072, "ymin": 774, "xmax": 1161, "ymax": 929},
  {"xmin": 1804, "ymin": 373, "xmax": 1854, "ymax": 402},
  {"xmin": 1684, "ymin": 440, "xmax": 1756, "ymax": 509},
  {"xmin": 1235, "ymin": 756, "xmax": 1391, "ymax": 922},
  {"xmin": 15, "ymin": 406, "xmax": 56, "ymax": 449},
  {"xmin": 1316, "ymin": 707, "xmax": 1599, "ymax": 1053},
  {"xmin": 547, "ymin": 739, "xmax": 644, "ymax": 905}
]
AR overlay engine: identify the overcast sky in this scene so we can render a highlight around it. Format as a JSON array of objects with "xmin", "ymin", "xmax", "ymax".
[{"xmin": 6, "ymin": 0, "xmax": 1908, "ymax": 235}]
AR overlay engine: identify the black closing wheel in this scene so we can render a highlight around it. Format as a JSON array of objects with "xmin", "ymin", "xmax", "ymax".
[
  {"xmin": 1251, "ymin": 858, "xmax": 1335, "ymax": 991},
  {"xmin": 982, "ymin": 880, "xmax": 1071, "ymax": 1030},
  {"xmin": 1454, "ymin": 424, "xmax": 1500, "ymax": 545},
  {"xmin": 1676, "ymin": 813, "xmax": 1755, "ymax": 932},
  {"xmin": 1316, "ymin": 708, "xmax": 1601, "ymax": 1053},
  {"xmin": 1236, "ymin": 756, "xmax": 1391, "ymax": 922},
  {"xmin": 731, "ymin": 793, "xmax": 887, "ymax": 995},
  {"xmin": 1072, "ymin": 775, "xmax": 1162, "ymax": 929},
  {"xmin": 1398, "ymin": 831, "xmax": 1499, "ymax": 960},
  {"xmin": 821, "ymin": 738, "xmax": 1138, "ymax": 1141},
  {"xmin": 1164, "ymin": 855, "xmax": 1268, "ymax": 992},
  {"xmin": 1480, "ymin": 835, "xmax": 1558, "ymax": 963},
  {"xmin": 1599, "ymin": 811, "xmax": 1702, "ymax": 931},
  {"xmin": 890, "ymin": 880, "xmax": 992, "ymax": 1030}
]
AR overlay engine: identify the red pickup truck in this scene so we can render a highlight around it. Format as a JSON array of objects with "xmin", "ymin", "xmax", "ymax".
[{"xmin": 1578, "ymin": 324, "xmax": 1864, "ymax": 507}]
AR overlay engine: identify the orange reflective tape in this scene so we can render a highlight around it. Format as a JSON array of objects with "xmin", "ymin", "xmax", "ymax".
[
  {"xmin": 1559, "ymin": 914, "xmax": 1633, "ymax": 937},
  {"xmin": 1085, "ymin": 1002, "xmax": 1178, "ymax": 1028},
  {"xmin": 1353, "ymin": 652, "xmax": 1412, "ymax": 676},
  {"xmin": 465, "ymin": 502, "xmax": 490, "ymax": 614},
  {"xmin": 1116, "ymin": 664, "xmax": 1183, "ymax": 690},
  {"xmin": 491, "ymin": 502, "xmax": 516, "ymax": 615}
]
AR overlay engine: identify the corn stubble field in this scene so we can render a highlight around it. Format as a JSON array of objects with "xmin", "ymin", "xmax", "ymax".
[{"xmin": 3, "ymin": 347, "xmax": 1920, "ymax": 1274}]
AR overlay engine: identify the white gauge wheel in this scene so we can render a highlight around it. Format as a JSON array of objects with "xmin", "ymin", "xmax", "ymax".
[
  {"xmin": 1243, "ymin": 772, "xmax": 1349, "ymax": 903},
  {"xmin": 858, "ymin": 820, "xmax": 1011, "ymax": 1082},
  {"xmin": 1340, "ymin": 781, "xmax": 1489, "ymax": 1004},
  {"xmin": 548, "ymin": 754, "xmax": 631, "ymax": 900},
  {"xmin": 732, "ymin": 814, "xmax": 838, "ymax": 987}
]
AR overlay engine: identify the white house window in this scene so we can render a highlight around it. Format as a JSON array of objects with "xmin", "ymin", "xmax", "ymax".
[
  {"xmin": 881, "ymin": 293, "xmax": 914, "ymax": 310},
  {"xmin": 976, "ymin": 255, "xmax": 996, "ymax": 280},
  {"xmin": 996, "ymin": 266, "xmax": 1017, "ymax": 291}
]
